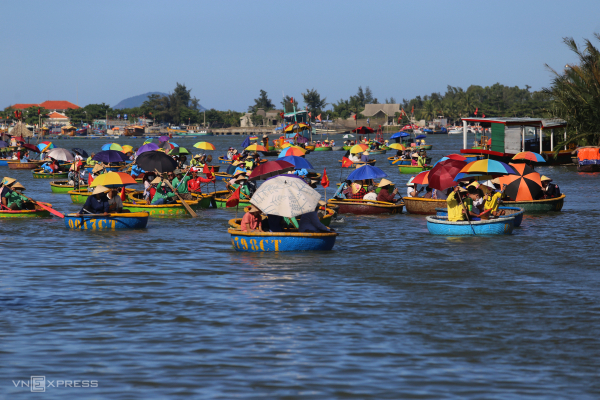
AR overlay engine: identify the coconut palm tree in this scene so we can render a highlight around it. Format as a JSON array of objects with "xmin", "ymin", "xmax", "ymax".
[{"xmin": 543, "ymin": 34, "xmax": 600, "ymax": 147}]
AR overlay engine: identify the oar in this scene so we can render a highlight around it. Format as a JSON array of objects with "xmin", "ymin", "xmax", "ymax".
[
  {"xmin": 21, "ymin": 193, "xmax": 65, "ymax": 218},
  {"xmin": 155, "ymin": 169, "xmax": 197, "ymax": 218}
]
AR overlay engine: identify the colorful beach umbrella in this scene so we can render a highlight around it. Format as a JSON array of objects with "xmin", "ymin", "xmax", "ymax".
[
  {"xmin": 167, "ymin": 147, "xmax": 190, "ymax": 156},
  {"xmin": 143, "ymin": 138, "xmax": 158, "ymax": 145},
  {"xmin": 248, "ymin": 160, "xmax": 295, "ymax": 181},
  {"xmin": 388, "ymin": 143, "xmax": 406, "ymax": 150},
  {"xmin": 245, "ymin": 144, "xmax": 267, "ymax": 152},
  {"xmin": 37, "ymin": 141, "xmax": 54, "ymax": 152},
  {"xmin": 121, "ymin": 145, "xmax": 134, "ymax": 154},
  {"xmin": 101, "ymin": 143, "xmax": 123, "ymax": 152},
  {"xmin": 349, "ymin": 144, "xmax": 369, "ymax": 154},
  {"xmin": 346, "ymin": 165, "xmax": 388, "ymax": 180},
  {"xmin": 21, "ymin": 143, "xmax": 40, "ymax": 153},
  {"xmin": 136, "ymin": 143, "xmax": 159, "ymax": 155},
  {"xmin": 161, "ymin": 142, "xmax": 175, "ymax": 151},
  {"xmin": 512, "ymin": 151, "xmax": 546, "ymax": 163},
  {"xmin": 279, "ymin": 155, "xmax": 313, "ymax": 170},
  {"xmin": 283, "ymin": 123, "xmax": 310, "ymax": 133},
  {"xmin": 93, "ymin": 150, "xmax": 128, "ymax": 163},
  {"xmin": 498, "ymin": 163, "xmax": 542, "ymax": 201},
  {"xmin": 343, "ymin": 134, "xmax": 355, "ymax": 138},
  {"xmin": 193, "ymin": 142, "xmax": 216, "ymax": 150},
  {"xmin": 250, "ymin": 175, "xmax": 321, "ymax": 218},
  {"xmin": 428, "ymin": 159, "xmax": 468, "ymax": 191},
  {"xmin": 89, "ymin": 172, "xmax": 137, "ymax": 188},
  {"xmin": 412, "ymin": 170, "xmax": 430, "ymax": 185},
  {"xmin": 459, "ymin": 159, "xmax": 516, "ymax": 175},
  {"xmin": 278, "ymin": 146, "xmax": 306, "ymax": 158}
]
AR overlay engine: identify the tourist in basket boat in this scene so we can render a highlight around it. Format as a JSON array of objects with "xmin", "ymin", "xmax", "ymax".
[
  {"xmin": 446, "ymin": 186, "xmax": 468, "ymax": 222},
  {"xmin": 540, "ymin": 176, "xmax": 561, "ymax": 199},
  {"xmin": 107, "ymin": 188, "xmax": 125, "ymax": 213},
  {"xmin": 172, "ymin": 169, "xmax": 193, "ymax": 200},
  {"xmin": 241, "ymin": 205, "xmax": 263, "ymax": 232},
  {"xmin": 363, "ymin": 185, "xmax": 378, "ymax": 201},
  {"xmin": 406, "ymin": 178, "xmax": 423, "ymax": 197},
  {"xmin": 349, "ymin": 182, "xmax": 366, "ymax": 199},
  {"xmin": 151, "ymin": 177, "xmax": 177, "ymax": 205},
  {"xmin": 376, "ymin": 179, "xmax": 400, "ymax": 203},
  {"xmin": 298, "ymin": 201, "xmax": 334, "ymax": 233},
  {"xmin": 0, "ymin": 178, "xmax": 28, "ymax": 210},
  {"xmin": 77, "ymin": 186, "xmax": 110, "ymax": 216}
]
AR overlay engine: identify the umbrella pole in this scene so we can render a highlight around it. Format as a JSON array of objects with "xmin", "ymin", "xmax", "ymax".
[{"xmin": 456, "ymin": 188, "xmax": 476, "ymax": 235}]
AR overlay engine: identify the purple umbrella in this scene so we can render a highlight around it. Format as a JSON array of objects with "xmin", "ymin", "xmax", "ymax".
[
  {"xmin": 93, "ymin": 150, "xmax": 129, "ymax": 163},
  {"xmin": 159, "ymin": 136, "xmax": 169, "ymax": 142},
  {"xmin": 136, "ymin": 143, "xmax": 159, "ymax": 155}
]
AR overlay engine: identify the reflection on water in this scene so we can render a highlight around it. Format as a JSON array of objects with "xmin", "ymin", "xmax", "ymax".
[{"xmin": 1, "ymin": 134, "xmax": 600, "ymax": 398}]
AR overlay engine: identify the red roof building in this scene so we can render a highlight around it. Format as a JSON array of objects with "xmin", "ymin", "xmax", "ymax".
[
  {"xmin": 47, "ymin": 112, "xmax": 69, "ymax": 119},
  {"xmin": 9, "ymin": 100, "xmax": 80, "ymax": 112}
]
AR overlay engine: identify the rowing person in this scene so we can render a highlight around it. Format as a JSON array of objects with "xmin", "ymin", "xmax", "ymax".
[
  {"xmin": 172, "ymin": 169, "xmax": 193, "ymax": 200},
  {"xmin": 376, "ymin": 179, "xmax": 400, "ymax": 203},
  {"xmin": 0, "ymin": 177, "xmax": 28, "ymax": 210},
  {"xmin": 76, "ymin": 185, "xmax": 110, "ymax": 216},
  {"xmin": 446, "ymin": 186, "xmax": 468, "ymax": 222},
  {"xmin": 150, "ymin": 177, "xmax": 177, "ymax": 205},
  {"xmin": 188, "ymin": 169, "xmax": 215, "ymax": 195}
]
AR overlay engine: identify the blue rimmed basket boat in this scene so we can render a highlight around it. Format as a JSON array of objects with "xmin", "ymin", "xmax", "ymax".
[
  {"xmin": 426, "ymin": 215, "xmax": 515, "ymax": 235},
  {"xmin": 64, "ymin": 212, "xmax": 149, "ymax": 230},
  {"xmin": 228, "ymin": 229, "xmax": 338, "ymax": 252},
  {"xmin": 435, "ymin": 206, "xmax": 525, "ymax": 227},
  {"xmin": 388, "ymin": 157, "xmax": 411, "ymax": 165}
]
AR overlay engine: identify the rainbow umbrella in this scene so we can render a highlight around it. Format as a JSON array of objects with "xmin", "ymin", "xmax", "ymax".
[
  {"xmin": 412, "ymin": 170, "xmax": 430, "ymax": 185},
  {"xmin": 459, "ymin": 159, "xmax": 516, "ymax": 175},
  {"xmin": 246, "ymin": 144, "xmax": 267, "ymax": 152},
  {"xmin": 143, "ymin": 138, "xmax": 158, "ymax": 145},
  {"xmin": 284, "ymin": 123, "xmax": 310, "ymax": 133},
  {"xmin": 278, "ymin": 146, "xmax": 306, "ymax": 158},
  {"xmin": 512, "ymin": 151, "xmax": 546, "ymax": 163},
  {"xmin": 122, "ymin": 145, "xmax": 134, "ymax": 154},
  {"xmin": 498, "ymin": 163, "xmax": 542, "ymax": 201},
  {"xmin": 193, "ymin": 142, "xmax": 216, "ymax": 150},
  {"xmin": 89, "ymin": 172, "xmax": 137, "ymax": 188},
  {"xmin": 388, "ymin": 143, "xmax": 406, "ymax": 150},
  {"xmin": 349, "ymin": 144, "xmax": 369, "ymax": 154},
  {"xmin": 101, "ymin": 143, "xmax": 123, "ymax": 152},
  {"xmin": 37, "ymin": 141, "xmax": 54, "ymax": 152}
]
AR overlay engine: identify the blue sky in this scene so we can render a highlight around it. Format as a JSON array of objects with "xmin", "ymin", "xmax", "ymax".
[{"xmin": 2, "ymin": 0, "xmax": 599, "ymax": 111}]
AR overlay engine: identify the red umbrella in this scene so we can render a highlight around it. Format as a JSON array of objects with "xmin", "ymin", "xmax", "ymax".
[
  {"xmin": 427, "ymin": 159, "xmax": 468, "ymax": 191},
  {"xmin": 12, "ymin": 136, "xmax": 25, "ymax": 142},
  {"xmin": 445, "ymin": 154, "xmax": 467, "ymax": 161},
  {"xmin": 412, "ymin": 170, "xmax": 430, "ymax": 185},
  {"xmin": 498, "ymin": 163, "xmax": 542, "ymax": 201},
  {"xmin": 248, "ymin": 160, "xmax": 295, "ymax": 181},
  {"xmin": 352, "ymin": 126, "xmax": 374, "ymax": 134},
  {"xmin": 20, "ymin": 143, "xmax": 40, "ymax": 152}
]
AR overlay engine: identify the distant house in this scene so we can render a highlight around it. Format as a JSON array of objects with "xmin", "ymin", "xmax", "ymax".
[
  {"xmin": 241, "ymin": 109, "xmax": 282, "ymax": 127},
  {"xmin": 9, "ymin": 100, "xmax": 80, "ymax": 113},
  {"xmin": 361, "ymin": 104, "xmax": 402, "ymax": 125},
  {"xmin": 46, "ymin": 112, "xmax": 69, "ymax": 126}
]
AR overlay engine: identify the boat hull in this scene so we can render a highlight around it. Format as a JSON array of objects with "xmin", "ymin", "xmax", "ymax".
[
  {"xmin": 327, "ymin": 199, "xmax": 403, "ymax": 215},
  {"xmin": 8, "ymin": 161, "xmax": 44, "ymax": 170},
  {"xmin": 0, "ymin": 159, "xmax": 10, "ymax": 166},
  {"xmin": 436, "ymin": 206, "xmax": 524, "ymax": 227},
  {"xmin": 419, "ymin": 145, "xmax": 433, "ymax": 150},
  {"xmin": 426, "ymin": 216, "xmax": 515, "ymax": 235},
  {"xmin": 122, "ymin": 200, "xmax": 203, "ymax": 217},
  {"xmin": 229, "ymin": 229, "xmax": 337, "ymax": 252},
  {"xmin": 398, "ymin": 165, "xmax": 432, "ymax": 174},
  {"xmin": 50, "ymin": 181, "xmax": 89, "ymax": 193},
  {"xmin": 406, "ymin": 195, "xmax": 565, "ymax": 215},
  {"xmin": 64, "ymin": 212, "xmax": 149, "ymax": 230},
  {"xmin": 577, "ymin": 164, "xmax": 600, "ymax": 172},
  {"xmin": 338, "ymin": 160, "xmax": 377, "ymax": 168},
  {"xmin": 403, "ymin": 197, "xmax": 447, "ymax": 215},
  {"xmin": 0, "ymin": 203, "xmax": 52, "ymax": 218},
  {"xmin": 313, "ymin": 146, "xmax": 332, "ymax": 151},
  {"xmin": 33, "ymin": 169, "xmax": 68, "ymax": 179},
  {"xmin": 388, "ymin": 157, "xmax": 411, "ymax": 165},
  {"xmin": 369, "ymin": 149, "xmax": 386, "ymax": 155},
  {"xmin": 127, "ymin": 191, "xmax": 213, "ymax": 209}
]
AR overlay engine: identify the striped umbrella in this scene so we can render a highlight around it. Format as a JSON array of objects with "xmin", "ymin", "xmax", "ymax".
[
  {"xmin": 512, "ymin": 151, "xmax": 546, "ymax": 163},
  {"xmin": 459, "ymin": 159, "xmax": 515, "ymax": 175},
  {"xmin": 411, "ymin": 170, "xmax": 430, "ymax": 185},
  {"xmin": 37, "ymin": 141, "xmax": 54, "ymax": 152},
  {"xmin": 101, "ymin": 143, "xmax": 123, "ymax": 151},
  {"xmin": 349, "ymin": 144, "xmax": 369, "ymax": 154},
  {"xmin": 278, "ymin": 146, "xmax": 306, "ymax": 158},
  {"xmin": 193, "ymin": 142, "xmax": 216, "ymax": 150},
  {"xmin": 498, "ymin": 163, "xmax": 542, "ymax": 201}
]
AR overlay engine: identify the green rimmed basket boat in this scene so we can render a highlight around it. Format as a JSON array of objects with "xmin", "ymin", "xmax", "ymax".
[
  {"xmin": 50, "ymin": 181, "xmax": 89, "ymax": 193},
  {"xmin": 33, "ymin": 168, "xmax": 68, "ymax": 179},
  {"xmin": 210, "ymin": 190, "xmax": 251, "ymax": 208},
  {"xmin": 122, "ymin": 199, "xmax": 203, "ymax": 217},
  {"xmin": 127, "ymin": 191, "xmax": 213, "ymax": 209},
  {"xmin": 0, "ymin": 202, "xmax": 53, "ymax": 218},
  {"xmin": 313, "ymin": 146, "xmax": 333, "ymax": 151},
  {"xmin": 398, "ymin": 165, "xmax": 432, "ymax": 174}
]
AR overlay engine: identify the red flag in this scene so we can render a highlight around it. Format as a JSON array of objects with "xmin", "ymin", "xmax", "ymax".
[
  {"xmin": 341, "ymin": 157, "xmax": 353, "ymax": 168},
  {"xmin": 482, "ymin": 113, "xmax": 485, "ymax": 118},
  {"xmin": 316, "ymin": 114, "xmax": 322, "ymax": 122},
  {"xmin": 202, "ymin": 164, "xmax": 209, "ymax": 174},
  {"xmin": 411, "ymin": 105, "xmax": 414, "ymax": 114},
  {"xmin": 308, "ymin": 112, "xmax": 312, "ymax": 118},
  {"xmin": 321, "ymin": 168, "xmax": 329, "ymax": 188},
  {"xmin": 88, "ymin": 174, "xmax": 94, "ymax": 187},
  {"xmin": 14, "ymin": 111, "xmax": 18, "ymax": 119},
  {"xmin": 279, "ymin": 112, "xmax": 284, "ymax": 119},
  {"xmin": 290, "ymin": 97, "xmax": 294, "ymax": 104},
  {"xmin": 474, "ymin": 107, "xmax": 478, "ymax": 116},
  {"xmin": 209, "ymin": 166, "xmax": 215, "ymax": 179},
  {"xmin": 353, "ymin": 114, "xmax": 357, "ymax": 120},
  {"xmin": 120, "ymin": 186, "xmax": 127, "ymax": 201},
  {"xmin": 37, "ymin": 108, "xmax": 40, "ymax": 115},
  {"xmin": 226, "ymin": 186, "xmax": 241, "ymax": 208}
]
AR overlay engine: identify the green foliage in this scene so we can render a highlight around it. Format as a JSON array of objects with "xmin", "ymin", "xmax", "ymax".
[
  {"xmin": 543, "ymin": 34, "xmax": 600, "ymax": 147},
  {"xmin": 281, "ymin": 95, "xmax": 298, "ymax": 113},
  {"xmin": 248, "ymin": 90, "xmax": 274, "ymax": 113},
  {"xmin": 20, "ymin": 107, "xmax": 49, "ymax": 125},
  {"xmin": 302, "ymin": 88, "xmax": 327, "ymax": 117}
]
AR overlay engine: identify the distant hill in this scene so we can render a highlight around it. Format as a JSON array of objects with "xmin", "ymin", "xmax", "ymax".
[
  {"xmin": 113, "ymin": 92, "xmax": 168, "ymax": 109},
  {"xmin": 113, "ymin": 92, "xmax": 207, "ymax": 111}
]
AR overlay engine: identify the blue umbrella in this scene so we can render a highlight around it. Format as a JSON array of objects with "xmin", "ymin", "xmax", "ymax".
[
  {"xmin": 415, "ymin": 134, "xmax": 427, "ymax": 139},
  {"xmin": 390, "ymin": 132, "xmax": 410, "ymax": 139},
  {"xmin": 279, "ymin": 155, "xmax": 313, "ymax": 170},
  {"xmin": 241, "ymin": 136, "xmax": 251, "ymax": 149},
  {"xmin": 346, "ymin": 165, "xmax": 388, "ymax": 180},
  {"xmin": 93, "ymin": 150, "xmax": 128, "ymax": 163},
  {"xmin": 137, "ymin": 143, "xmax": 159, "ymax": 155}
]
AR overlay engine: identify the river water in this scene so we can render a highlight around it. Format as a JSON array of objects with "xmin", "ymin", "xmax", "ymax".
[{"xmin": 2, "ymin": 133, "xmax": 599, "ymax": 399}]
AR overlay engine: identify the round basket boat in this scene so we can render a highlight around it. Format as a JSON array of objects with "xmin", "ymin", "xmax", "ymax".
[
  {"xmin": 7, "ymin": 161, "xmax": 45, "ymax": 169},
  {"xmin": 218, "ymin": 156, "xmax": 232, "ymax": 164},
  {"xmin": 503, "ymin": 194, "xmax": 565, "ymax": 213},
  {"xmin": 229, "ymin": 229, "xmax": 338, "ymax": 252},
  {"xmin": 227, "ymin": 208, "xmax": 335, "ymax": 229},
  {"xmin": 127, "ymin": 190, "xmax": 213, "ymax": 209},
  {"xmin": 338, "ymin": 159, "xmax": 377, "ymax": 168},
  {"xmin": 368, "ymin": 149, "xmax": 386, "ymax": 155},
  {"xmin": 436, "ymin": 206, "xmax": 525, "ymax": 227},
  {"xmin": 0, "ymin": 202, "xmax": 53, "ymax": 218},
  {"xmin": 212, "ymin": 190, "xmax": 251, "ymax": 208},
  {"xmin": 342, "ymin": 146, "xmax": 352, "ymax": 150},
  {"xmin": 387, "ymin": 157, "xmax": 411, "ymax": 165},
  {"xmin": 314, "ymin": 146, "xmax": 332, "ymax": 151},
  {"xmin": 32, "ymin": 169, "xmax": 68, "ymax": 179},
  {"xmin": 327, "ymin": 199, "xmax": 404, "ymax": 215},
  {"xmin": 426, "ymin": 215, "xmax": 515, "ymax": 235},
  {"xmin": 335, "ymin": 181, "xmax": 395, "ymax": 194},
  {"xmin": 419, "ymin": 145, "xmax": 433, "ymax": 150},
  {"xmin": 304, "ymin": 145, "xmax": 315, "ymax": 151},
  {"xmin": 50, "ymin": 180, "xmax": 89, "ymax": 193},
  {"xmin": 0, "ymin": 159, "xmax": 10, "ymax": 166},
  {"xmin": 403, "ymin": 197, "xmax": 446, "ymax": 215},
  {"xmin": 122, "ymin": 199, "xmax": 202, "ymax": 217},
  {"xmin": 214, "ymin": 172, "xmax": 233, "ymax": 181},
  {"xmin": 398, "ymin": 165, "xmax": 432, "ymax": 174},
  {"xmin": 64, "ymin": 212, "xmax": 149, "ymax": 230}
]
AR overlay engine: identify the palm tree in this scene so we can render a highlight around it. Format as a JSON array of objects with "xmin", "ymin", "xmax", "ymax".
[
  {"xmin": 543, "ymin": 34, "xmax": 600, "ymax": 147},
  {"xmin": 421, "ymin": 100, "xmax": 434, "ymax": 121}
]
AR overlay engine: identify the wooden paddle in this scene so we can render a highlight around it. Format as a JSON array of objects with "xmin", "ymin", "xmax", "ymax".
[
  {"xmin": 21, "ymin": 193, "xmax": 65, "ymax": 218},
  {"xmin": 155, "ymin": 169, "xmax": 197, "ymax": 218}
]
